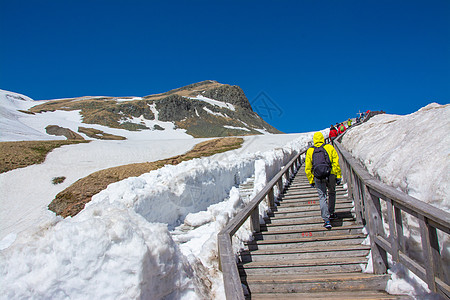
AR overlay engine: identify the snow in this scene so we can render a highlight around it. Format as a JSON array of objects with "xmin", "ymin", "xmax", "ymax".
[
  {"xmin": 203, "ymin": 107, "xmax": 227, "ymax": 118},
  {"xmin": 341, "ymin": 103, "xmax": 450, "ymax": 212},
  {"xmin": 340, "ymin": 103, "xmax": 450, "ymax": 298},
  {"xmin": 115, "ymin": 96, "xmax": 143, "ymax": 102},
  {"xmin": 188, "ymin": 95, "xmax": 235, "ymax": 111},
  {"xmin": 1, "ymin": 90, "xmax": 448, "ymax": 299},
  {"xmin": 223, "ymin": 125, "xmax": 250, "ymax": 132}
]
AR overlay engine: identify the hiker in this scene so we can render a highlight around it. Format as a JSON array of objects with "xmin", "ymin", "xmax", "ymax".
[
  {"xmin": 347, "ymin": 118, "xmax": 352, "ymax": 127},
  {"xmin": 329, "ymin": 125, "xmax": 338, "ymax": 143},
  {"xmin": 338, "ymin": 123, "xmax": 346, "ymax": 134},
  {"xmin": 305, "ymin": 132, "xmax": 342, "ymax": 229}
]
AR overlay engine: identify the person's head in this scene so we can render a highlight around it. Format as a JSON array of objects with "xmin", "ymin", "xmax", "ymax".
[{"xmin": 313, "ymin": 132, "xmax": 324, "ymax": 146}]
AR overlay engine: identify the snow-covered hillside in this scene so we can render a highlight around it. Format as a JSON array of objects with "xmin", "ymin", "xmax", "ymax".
[
  {"xmin": 341, "ymin": 103, "xmax": 449, "ymax": 212},
  {"xmin": 0, "ymin": 89, "xmax": 193, "ymax": 141}
]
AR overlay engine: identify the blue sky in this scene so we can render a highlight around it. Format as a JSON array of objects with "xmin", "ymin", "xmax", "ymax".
[{"xmin": 1, "ymin": 1, "xmax": 449, "ymax": 133}]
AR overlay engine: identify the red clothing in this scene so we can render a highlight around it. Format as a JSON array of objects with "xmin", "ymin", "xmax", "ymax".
[
  {"xmin": 338, "ymin": 124, "xmax": 346, "ymax": 134},
  {"xmin": 329, "ymin": 128, "xmax": 339, "ymax": 138}
]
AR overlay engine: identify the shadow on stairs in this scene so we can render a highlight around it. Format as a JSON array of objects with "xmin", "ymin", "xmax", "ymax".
[{"xmin": 238, "ymin": 166, "xmax": 409, "ymax": 300}]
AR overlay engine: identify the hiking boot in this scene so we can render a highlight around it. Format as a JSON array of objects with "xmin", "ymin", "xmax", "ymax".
[
  {"xmin": 329, "ymin": 213, "xmax": 338, "ymax": 220},
  {"xmin": 323, "ymin": 221, "xmax": 332, "ymax": 229}
]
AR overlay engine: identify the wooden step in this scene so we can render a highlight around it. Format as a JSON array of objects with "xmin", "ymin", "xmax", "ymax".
[
  {"xmin": 260, "ymin": 224, "xmax": 363, "ymax": 240},
  {"xmin": 256, "ymin": 225, "xmax": 364, "ymax": 240},
  {"xmin": 276, "ymin": 202, "xmax": 353, "ymax": 211},
  {"xmin": 248, "ymin": 290, "xmax": 403, "ymax": 300},
  {"xmin": 285, "ymin": 187, "xmax": 348, "ymax": 194},
  {"xmin": 238, "ymin": 256, "xmax": 367, "ymax": 275},
  {"xmin": 263, "ymin": 220, "xmax": 358, "ymax": 232},
  {"xmin": 270, "ymin": 208, "xmax": 353, "ymax": 216},
  {"xmin": 243, "ymin": 272, "xmax": 391, "ymax": 294},
  {"xmin": 245, "ymin": 233, "xmax": 367, "ymax": 250},
  {"xmin": 240, "ymin": 244, "xmax": 370, "ymax": 262},
  {"xmin": 265, "ymin": 214, "xmax": 355, "ymax": 225},
  {"xmin": 281, "ymin": 196, "xmax": 348, "ymax": 202},
  {"xmin": 282, "ymin": 189, "xmax": 347, "ymax": 196}
]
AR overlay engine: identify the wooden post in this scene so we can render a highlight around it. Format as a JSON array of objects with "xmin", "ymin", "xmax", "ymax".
[
  {"xmin": 364, "ymin": 185, "xmax": 388, "ymax": 274},
  {"xmin": 217, "ymin": 234, "xmax": 245, "ymax": 300},
  {"xmin": 267, "ymin": 187, "xmax": 275, "ymax": 208},
  {"xmin": 418, "ymin": 216, "xmax": 442, "ymax": 293},
  {"xmin": 351, "ymin": 172, "xmax": 363, "ymax": 225},
  {"xmin": 250, "ymin": 208, "xmax": 260, "ymax": 233},
  {"xmin": 386, "ymin": 198, "xmax": 399, "ymax": 262},
  {"xmin": 394, "ymin": 206, "xmax": 405, "ymax": 255},
  {"xmin": 277, "ymin": 178, "xmax": 283, "ymax": 198}
]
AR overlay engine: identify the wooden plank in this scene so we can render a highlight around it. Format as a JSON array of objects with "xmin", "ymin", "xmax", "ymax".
[
  {"xmin": 217, "ymin": 234, "xmax": 245, "ymax": 300},
  {"xmin": 435, "ymin": 277, "xmax": 450, "ymax": 299},
  {"xmin": 249, "ymin": 291, "xmax": 398, "ymax": 300},
  {"xmin": 247, "ymin": 233, "xmax": 367, "ymax": 245},
  {"xmin": 398, "ymin": 252, "xmax": 427, "ymax": 283},
  {"xmin": 245, "ymin": 274, "xmax": 391, "ymax": 294},
  {"xmin": 374, "ymin": 235, "xmax": 392, "ymax": 254}
]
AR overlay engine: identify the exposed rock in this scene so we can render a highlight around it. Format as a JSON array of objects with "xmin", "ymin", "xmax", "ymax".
[
  {"xmin": 203, "ymin": 85, "xmax": 253, "ymax": 110},
  {"xmin": 156, "ymin": 95, "xmax": 200, "ymax": 121},
  {"xmin": 45, "ymin": 125, "xmax": 85, "ymax": 140}
]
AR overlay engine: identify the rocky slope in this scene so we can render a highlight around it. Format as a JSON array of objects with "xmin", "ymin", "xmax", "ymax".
[{"xmin": 25, "ymin": 80, "xmax": 282, "ymax": 138}]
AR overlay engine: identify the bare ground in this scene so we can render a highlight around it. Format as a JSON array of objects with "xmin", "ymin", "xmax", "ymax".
[{"xmin": 0, "ymin": 140, "xmax": 90, "ymax": 173}]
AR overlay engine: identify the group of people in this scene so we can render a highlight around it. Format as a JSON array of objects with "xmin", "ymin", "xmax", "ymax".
[
  {"xmin": 356, "ymin": 110, "xmax": 371, "ymax": 123},
  {"xmin": 328, "ymin": 118, "xmax": 352, "ymax": 143}
]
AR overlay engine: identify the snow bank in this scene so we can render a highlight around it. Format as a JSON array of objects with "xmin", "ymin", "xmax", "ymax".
[
  {"xmin": 0, "ymin": 134, "xmax": 312, "ymax": 299},
  {"xmin": 341, "ymin": 103, "xmax": 449, "ymax": 211},
  {"xmin": 341, "ymin": 103, "xmax": 450, "ymax": 298}
]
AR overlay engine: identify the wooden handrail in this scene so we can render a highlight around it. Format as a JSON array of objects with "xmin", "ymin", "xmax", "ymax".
[
  {"xmin": 334, "ymin": 135, "xmax": 450, "ymax": 299},
  {"xmin": 217, "ymin": 146, "xmax": 308, "ymax": 300}
]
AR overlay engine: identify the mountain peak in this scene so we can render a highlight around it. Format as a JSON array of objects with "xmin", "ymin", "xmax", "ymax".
[{"xmin": 1, "ymin": 82, "xmax": 282, "ymax": 141}]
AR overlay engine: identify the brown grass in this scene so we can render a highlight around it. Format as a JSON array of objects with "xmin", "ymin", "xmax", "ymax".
[
  {"xmin": 78, "ymin": 127, "xmax": 126, "ymax": 140},
  {"xmin": 48, "ymin": 137, "xmax": 243, "ymax": 218},
  {"xmin": 0, "ymin": 140, "xmax": 90, "ymax": 173}
]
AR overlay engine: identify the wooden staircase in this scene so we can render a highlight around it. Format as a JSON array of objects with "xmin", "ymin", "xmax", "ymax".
[{"xmin": 238, "ymin": 166, "xmax": 400, "ymax": 299}]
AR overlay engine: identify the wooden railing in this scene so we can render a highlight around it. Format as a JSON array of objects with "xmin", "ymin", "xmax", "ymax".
[
  {"xmin": 217, "ymin": 147, "xmax": 307, "ymax": 300},
  {"xmin": 334, "ymin": 136, "xmax": 450, "ymax": 299}
]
